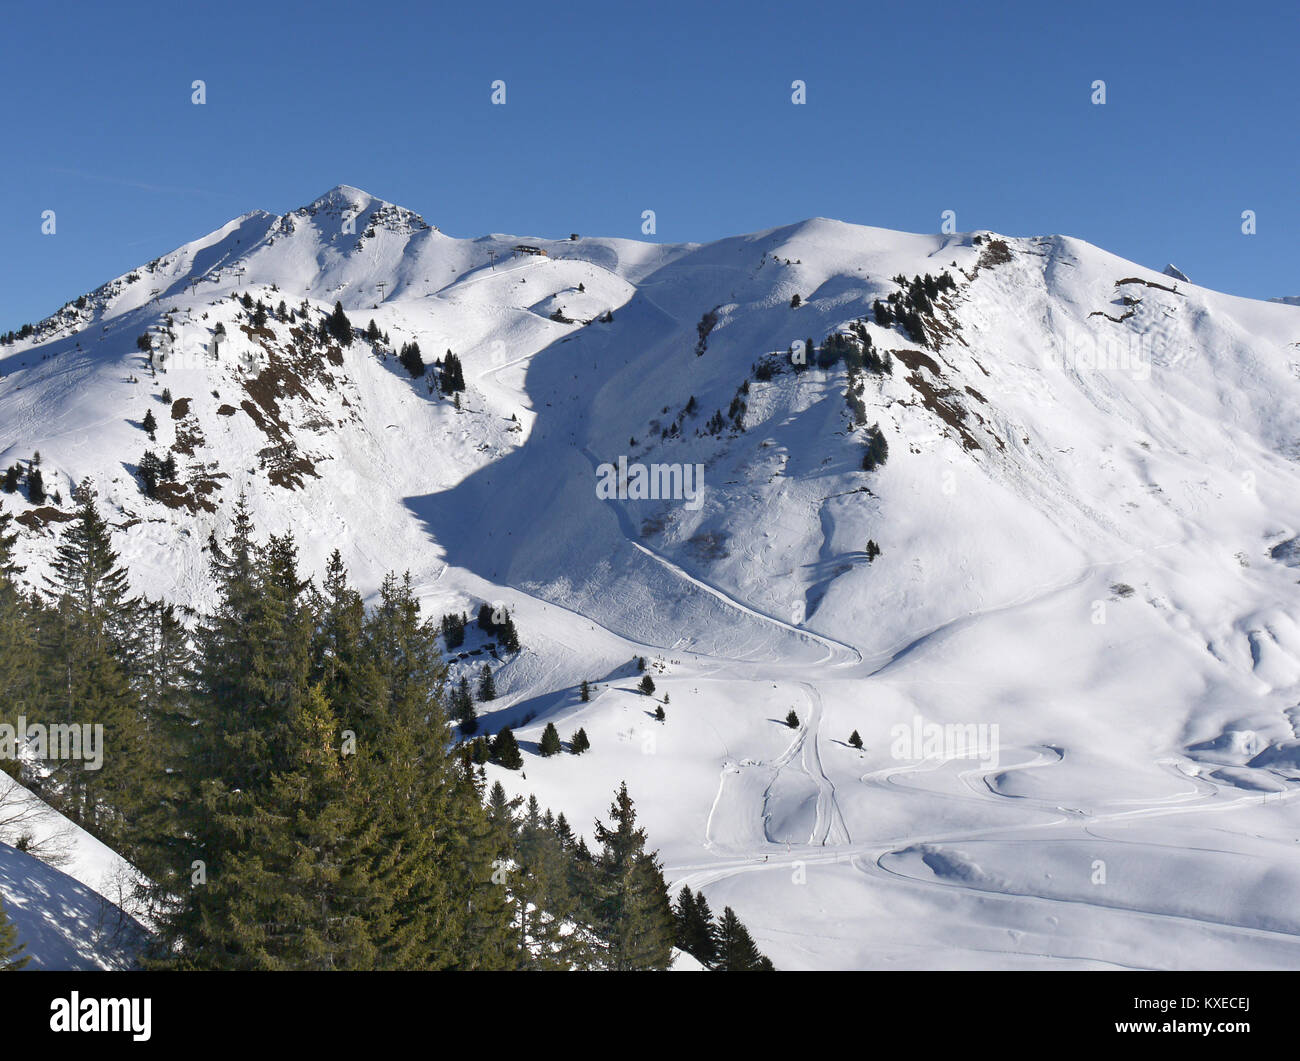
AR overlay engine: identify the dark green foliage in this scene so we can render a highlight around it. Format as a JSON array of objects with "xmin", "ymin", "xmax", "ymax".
[
  {"xmin": 673, "ymin": 884, "xmax": 717, "ymax": 966},
  {"xmin": 579, "ymin": 678, "xmax": 590, "ymax": 702},
  {"xmin": 862, "ymin": 424, "xmax": 889, "ymax": 471},
  {"xmin": 866, "ymin": 539, "xmax": 880, "ymax": 562},
  {"xmin": 0, "ymin": 894, "xmax": 30, "ymax": 970},
  {"xmin": 539, "ymin": 722, "xmax": 562, "ymax": 757},
  {"xmin": 849, "ymin": 729, "xmax": 863, "ymax": 749},
  {"xmin": 785, "ymin": 709, "xmax": 799, "ymax": 728},
  {"xmin": 590, "ymin": 783, "xmax": 675, "ymax": 969},
  {"xmin": 477, "ymin": 663, "xmax": 496, "ymax": 701},
  {"xmin": 326, "ymin": 301, "xmax": 354, "ymax": 346},
  {"xmin": 440, "ymin": 611, "xmax": 467, "ymax": 649},
  {"xmin": 491, "ymin": 727, "xmax": 523, "ymax": 770},
  {"xmin": 713, "ymin": 906, "xmax": 773, "ymax": 970},
  {"xmin": 398, "ymin": 341, "xmax": 425, "ymax": 379},
  {"xmin": 451, "ymin": 675, "xmax": 476, "ymax": 734},
  {"xmin": 570, "ymin": 727, "xmax": 590, "ymax": 754},
  {"xmin": 790, "ymin": 294, "xmax": 801, "ymax": 308},
  {"xmin": 26, "ymin": 466, "xmax": 44, "ymax": 504},
  {"xmin": 440, "ymin": 351, "xmax": 466, "ymax": 393},
  {"xmin": 638, "ymin": 674, "xmax": 656, "ymax": 696},
  {"xmin": 142, "ymin": 409, "xmax": 157, "ymax": 438},
  {"xmin": 654, "ymin": 704, "xmax": 665, "ymax": 722}
]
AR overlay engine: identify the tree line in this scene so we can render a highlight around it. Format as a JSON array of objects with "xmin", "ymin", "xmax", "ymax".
[{"xmin": 0, "ymin": 491, "xmax": 771, "ymax": 969}]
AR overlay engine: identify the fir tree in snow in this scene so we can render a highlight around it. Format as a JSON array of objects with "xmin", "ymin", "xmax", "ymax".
[
  {"xmin": 477, "ymin": 663, "xmax": 496, "ymax": 702},
  {"xmin": 0, "ymin": 894, "xmax": 30, "ymax": 970},
  {"xmin": 570, "ymin": 727, "xmax": 590, "ymax": 754},
  {"xmin": 539, "ymin": 722, "xmax": 562, "ymax": 757},
  {"xmin": 849, "ymin": 730, "xmax": 863, "ymax": 749},
  {"xmin": 785, "ymin": 709, "xmax": 799, "ymax": 728},
  {"xmin": 579, "ymin": 678, "xmax": 590, "ymax": 702},
  {"xmin": 590, "ymin": 782, "xmax": 675, "ymax": 970},
  {"xmin": 713, "ymin": 906, "xmax": 773, "ymax": 970},
  {"xmin": 491, "ymin": 727, "xmax": 523, "ymax": 770},
  {"xmin": 327, "ymin": 301, "xmax": 354, "ymax": 346},
  {"xmin": 639, "ymin": 674, "xmax": 656, "ymax": 696}
]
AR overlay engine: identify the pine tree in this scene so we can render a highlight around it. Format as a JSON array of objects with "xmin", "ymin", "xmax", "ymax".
[
  {"xmin": 590, "ymin": 783, "xmax": 675, "ymax": 970},
  {"xmin": 639, "ymin": 675, "xmax": 655, "ymax": 696},
  {"xmin": 0, "ymin": 893, "xmax": 30, "ymax": 970},
  {"xmin": 673, "ymin": 884, "xmax": 718, "ymax": 966},
  {"xmin": 142, "ymin": 409, "xmax": 157, "ymax": 439},
  {"xmin": 327, "ymin": 301, "xmax": 354, "ymax": 346},
  {"xmin": 539, "ymin": 722, "xmax": 562, "ymax": 757},
  {"xmin": 38, "ymin": 485, "xmax": 147, "ymax": 845},
  {"xmin": 491, "ymin": 727, "xmax": 523, "ymax": 770},
  {"xmin": 579, "ymin": 679, "xmax": 590, "ymax": 702},
  {"xmin": 713, "ymin": 907, "xmax": 773, "ymax": 970},
  {"xmin": 26, "ymin": 466, "xmax": 44, "ymax": 504},
  {"xmin": 849, "ymin": 730, "xmax": 863, "ymax": 749},
  {"xmin": 654, "ymin": 704, "xmax": 665, "ymax": 722},
  {"xmin": 785, "ymin": 709, "xmax": 799, "ymax": 728},
  {"xmin": 477, "ymin": 664, "xmax": 496, "ymax": 702}
]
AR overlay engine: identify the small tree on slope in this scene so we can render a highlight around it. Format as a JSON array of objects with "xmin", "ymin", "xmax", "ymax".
[{"xmin": 0, "ymin": 892, "xmax": 31, "ymax": 970}]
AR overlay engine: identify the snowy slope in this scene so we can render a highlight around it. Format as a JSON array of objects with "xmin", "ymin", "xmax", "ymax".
[
  {"xmin": 4, "ymin": 186, "xmax": 1300, "ymax": 969},
  {"xmin": 0, "ymin": 835, "xmax": 145, "ymax": 970}
]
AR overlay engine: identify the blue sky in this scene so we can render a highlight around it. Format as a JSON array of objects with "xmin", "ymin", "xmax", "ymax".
[{"xmin": 2, "ymin": 0, "xmax": 1296, "ymax": 326}]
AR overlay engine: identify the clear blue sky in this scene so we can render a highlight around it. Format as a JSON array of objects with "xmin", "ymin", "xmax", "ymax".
[{"xmin": 2, "ymin": 0, "xmax": 1296, "ymax": 327}]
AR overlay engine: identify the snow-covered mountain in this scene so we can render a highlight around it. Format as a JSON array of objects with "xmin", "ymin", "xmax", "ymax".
[{"xmin": 4, "ymin": 185, "xmax": 1300, "ymax": 969}]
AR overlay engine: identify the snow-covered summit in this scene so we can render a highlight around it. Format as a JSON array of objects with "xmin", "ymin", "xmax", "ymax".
[{"xmin": 5, "ymin": 189, "xmax": 1300, "ymax": 969}]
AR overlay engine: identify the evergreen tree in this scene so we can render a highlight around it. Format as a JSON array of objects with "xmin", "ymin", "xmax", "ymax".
[
  {"xmin": 491, "ymin": 727, "xmax": 523, "ymax": 770},
  {"xmin": 673, "ymin": 884, "xmax": 718, "ymax": 966},
  {"xmin": 539, "ymin": 722, "xmax": 562, "ymax": 757},
  {"xmin": 849, "ymin": 729, "xmax": 863, "ymax": 750},
  {"xmin": 326, "ymin": 301, "xmax": 354, "ymax": 346},
  {"xmin": 785, "ymin": 709, "xmax": 799, "ymax": 728},
  {"xmin": 142, "ymin": 409, "xmax": 157, "ymax": 439},
  {"xmin": 38, "ymin": 485, "xmax": 147, "ymax": 846},
  {"xmin": 26, "ymin": 466, "xmax": 44, "ymax": 504},
  {"xmin": 639, "ymin": 674, "xmax": 655, "ymax": 696},
  {"xmin": 590, "ymin": 783, "xmax": 675, "ymax": 970},
  {"xmin": 452, "ymin": 675, "xmax": 476, "ymax": 734},
  {"xmin": 477, "ymin": 664, "xmax": 496, "ymax": 702},
  {"xmin": 570, "ymin": 727, "xmax": 590, "ymax": 754},
  {"xmin": 713, "ymin": 907, "xmax": 773, "ymax": 970},
  {"xmin": 0, "ymin": 893, "xmax": 30, "ymax": 970},
  {"xmin": 398, "ymin": 342, "xmax": 425, "ymax": 379},
  {"xmin": 579, "ymin": 678, "xmax": 590, "ymax": 702}
]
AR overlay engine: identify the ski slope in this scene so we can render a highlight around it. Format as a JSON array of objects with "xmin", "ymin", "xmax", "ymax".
[{"xmin": 4, "ymin": 185, "xmax": 1300, "ymax": 968}]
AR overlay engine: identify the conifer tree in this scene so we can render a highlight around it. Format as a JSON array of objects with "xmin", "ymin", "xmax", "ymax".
[
  {"xmin": 579, "ymin": 678, "xmax": 590, "ymax": 702},
  {"xmin": 38, "ymin": 485, "xmax": 147, "ymax": 844},
  {"xmin": 674, "ymin": 884, "xmax": 718, "ymax": 966},
  {"xmin": 0, "ymin": 893, "xmax": 30, "ymax": 970},
  {"xmin": 570, "ymin": 727, "xmax": 590, "ymax": 754},
  {"xmin": 539, "ymin": 722, "xmax": 562, "ymax": 757},
  {"xmin": 639, "ymin": 675, "xmax": 655, "ymax": 696},
  {"xmin": 713, "ymin": 907, "xmax": 773, "ymax": 970},
  {"xmin": 477, "ymin": 664, "xmax": 496, "ymax": 702},
  {"xmin": 849, "ymin": 730, "xmax": 863, "ymax": 749},
  {"xmin": 785, "ymin": 709, "xmax": 799, "ymax": 728},
  {"xmin": 491, "ymin": 727, "xmax": 523, "ymax": 770},
  {"xmin": 590, "ymin": 782, "xmax": 675, "ymax": 970}
]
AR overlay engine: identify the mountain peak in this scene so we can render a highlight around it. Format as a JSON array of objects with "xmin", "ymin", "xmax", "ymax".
[{"xmin": 302, "ymin": 184, "xmax": 380, "ymax": 213}]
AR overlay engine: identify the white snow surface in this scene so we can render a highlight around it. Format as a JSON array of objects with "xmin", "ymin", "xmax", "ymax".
[{"xmin": 4, "ymin": 187, "xmax": 1300, "ymax": 969}]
